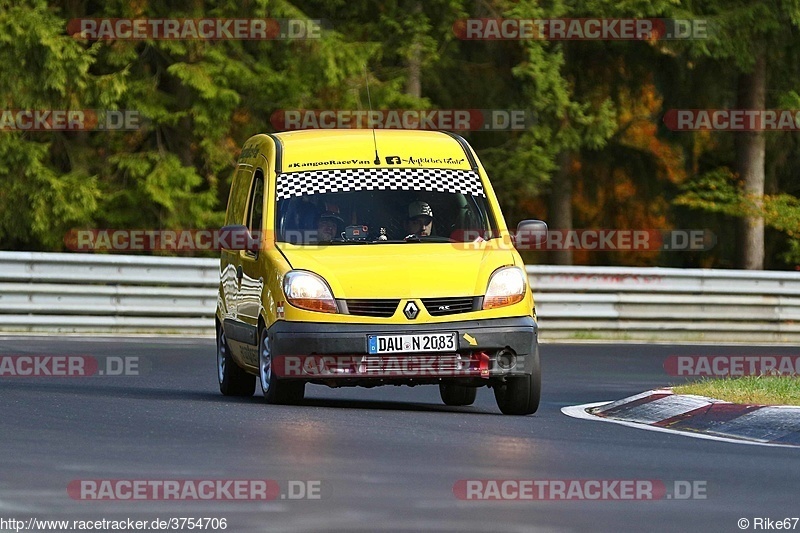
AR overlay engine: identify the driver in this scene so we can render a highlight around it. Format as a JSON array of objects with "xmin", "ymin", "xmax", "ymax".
[
  {"xmin": 317, "ymin": 205, "xmax": 344, "ymax": 242},
  {"xmin": 406, "ymin": 200, "xmax": 433, "ymax": 237}
]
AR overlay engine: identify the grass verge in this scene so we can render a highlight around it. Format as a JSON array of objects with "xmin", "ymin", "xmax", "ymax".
[{"xmin": 673, "ymin": 376, "xmax": 800, "ymax": 406}]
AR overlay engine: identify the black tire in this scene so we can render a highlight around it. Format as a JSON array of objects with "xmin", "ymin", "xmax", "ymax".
[
  {"xmin": 217, "ymin": 324, "xmax": 256, "ymax": 397},
  {"xmin": 439, "ymin": 383, "xmax": 477, "ymax": 406},
  {"xmin": 493, "ymin": 350, "xmax": 541, "ymax": 415},
  {"xmin": 259, "ymin": 327, "xmax": 305, "ymax": 404}
]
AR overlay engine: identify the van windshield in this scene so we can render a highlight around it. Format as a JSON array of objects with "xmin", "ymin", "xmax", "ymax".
[{"xmin": 275, "ymin": 167, "xmax": 496, "ymax": 244}]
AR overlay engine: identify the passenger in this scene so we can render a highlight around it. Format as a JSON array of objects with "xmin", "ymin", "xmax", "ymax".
[
  {"xmin": 406, "ymin": 200, "xmax": 433, "ymax": 237},
  {"xmin": 282, "ymin": 200, "xmax": 319, "ymax": 244}
]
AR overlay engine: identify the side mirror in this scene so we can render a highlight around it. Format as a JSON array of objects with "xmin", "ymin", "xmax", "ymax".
[
  {"xmin": 514, "ymin": 220, "xmax": 548, "ymax": 250},
  {"xmin": 219, "ymin": 224, "xmax": 260, "ymax": 253}
]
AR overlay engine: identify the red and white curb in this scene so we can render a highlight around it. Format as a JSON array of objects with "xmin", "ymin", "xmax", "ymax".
[{"xmin": 562, "ymin": 389, "xmax": 800, "ymax": 448}]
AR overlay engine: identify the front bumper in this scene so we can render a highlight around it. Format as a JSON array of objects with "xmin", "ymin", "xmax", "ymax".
[{"xmin": 268, "ymin": 316, "xmax": 537, "ymax": 383}]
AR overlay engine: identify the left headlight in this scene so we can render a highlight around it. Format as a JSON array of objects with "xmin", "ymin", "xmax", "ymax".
[
  {"xmin": 283, "ymin": 271, "xmax": 338, "ymax": 313},
  {"xmin": 483, "ymin": 266, "xmax": 526, "ymax": 310}
]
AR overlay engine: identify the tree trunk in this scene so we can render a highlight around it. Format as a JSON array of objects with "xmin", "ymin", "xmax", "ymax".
[
  {"xmin": 735, "ymin": 49, "xmax": 766, "ymax": 270},
  {"xmin": 406, "ymin": 45, "xmax": 421, "ymax": 98},
  {"xmin": 549, "ymin": 151, "xmax": 573, "ymax": 265},
  {"xmin": 405, "ymin": 1, "xmax": 422, "ymax": 98}
]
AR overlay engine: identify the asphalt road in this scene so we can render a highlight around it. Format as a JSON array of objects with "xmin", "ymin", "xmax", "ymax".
[{"xmin": 1, "ymin": 336, "xmax": 799, "ymax": 533}]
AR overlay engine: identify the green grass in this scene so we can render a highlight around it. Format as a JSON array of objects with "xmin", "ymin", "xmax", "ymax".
[
  {"xmin": 571, "ymin": 331, "xmax": 601, "ymax": 340},
  {"xmin": 568, "ymin": 331, "xmax": 632, "ymax": 341},
  {"xmin": 673, "ymin": 376, "xmax": 800, "ymax": 406}
]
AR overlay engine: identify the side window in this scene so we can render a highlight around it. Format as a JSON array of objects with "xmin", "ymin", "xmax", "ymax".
[
  {"xmin": 246, "ymin": 173, "xmax": 265, "ymax": 235},
  {"xmin": 227, "ymin": 167, "xmax": 252, "ymax": 226}
]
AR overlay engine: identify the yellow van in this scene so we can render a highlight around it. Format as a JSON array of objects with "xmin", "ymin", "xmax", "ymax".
[{"xmin": 215, "ymin": 129, "xmax": 546, "ymax": 415}]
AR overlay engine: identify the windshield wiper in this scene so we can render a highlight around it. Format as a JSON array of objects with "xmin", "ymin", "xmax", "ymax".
[
  {"xmin": 318, "ymin": 239, "xmax": 368, "ymax": 244},
  {"xmin": 402, "ymin": 234, "xmax": 452, "ymax": 243}
]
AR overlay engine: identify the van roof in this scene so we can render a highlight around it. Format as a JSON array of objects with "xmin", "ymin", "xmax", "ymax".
[{"xmin": 272, "ymin": 129, "xmax": 474, "ymax": 172}]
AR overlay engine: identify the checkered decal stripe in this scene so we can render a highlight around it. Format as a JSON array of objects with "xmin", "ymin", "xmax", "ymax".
[{"xmin": 276, "ymin": 168, "xmax": 485, "ymax": 199}]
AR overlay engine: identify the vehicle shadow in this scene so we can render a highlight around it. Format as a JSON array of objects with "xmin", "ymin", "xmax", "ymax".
[
  {"xmin": 0, "ymin": 378, "xmax": 500, "ymax": 415},
  {"xmin": 0, "ymin": 378, "xmax": 226, "ymax": 403},
  {"xmin": 296, "ymin": 396, "xmax": 495, "ymax": 415}
]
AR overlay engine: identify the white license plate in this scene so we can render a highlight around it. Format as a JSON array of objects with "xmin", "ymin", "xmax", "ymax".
[{"xmin": 368, "ymin": 333, "xmax": 457, "ymax": 354}]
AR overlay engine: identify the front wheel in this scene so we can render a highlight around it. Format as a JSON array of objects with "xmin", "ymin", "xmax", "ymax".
[
  {"xmin": 217, "ymin": 324, "xmax": 255, "ymax": 397},
  {"xmin": 259, "ymin": 327, "xmax": 305, "ymax": 404},
  {"xmin": 439, "ymin": 383, "xmax": 477, "ymax": 406}
]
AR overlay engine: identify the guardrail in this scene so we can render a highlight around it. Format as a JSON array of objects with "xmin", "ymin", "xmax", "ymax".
[
  {"xmin": 1, "ymin": 252, "xmax": 799, "ymax": 342},
  {"xmin": 0, "ymin": 252, "xmax": 218, "ymax": 333},
  {"xmin": 528, "ymin": 266, "xmax": 800, "ymax": 342}
]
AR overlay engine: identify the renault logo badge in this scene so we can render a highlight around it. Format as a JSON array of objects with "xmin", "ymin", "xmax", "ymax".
[{"xmin": 403, "ymin": 301, "xmax": 419, "ymax": 320}]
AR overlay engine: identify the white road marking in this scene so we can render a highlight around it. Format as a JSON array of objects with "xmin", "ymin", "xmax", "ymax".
[{"xmin": 561, "ymin": 401, "xmax": 798, "ymax": 448}]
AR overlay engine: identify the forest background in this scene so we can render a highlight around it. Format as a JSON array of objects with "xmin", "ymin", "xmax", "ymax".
[{"xmin": 2, "ymin": 0, "xmax": 799, "ymax": 270}]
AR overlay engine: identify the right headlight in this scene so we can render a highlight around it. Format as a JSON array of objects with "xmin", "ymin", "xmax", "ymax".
[
  {"xmin": 282, "ymin": 271, "xmax": 337, "ymax": 313},
  {"xmin": 483, "ymin": 266, "xmax": 526, "ymax": 310}
]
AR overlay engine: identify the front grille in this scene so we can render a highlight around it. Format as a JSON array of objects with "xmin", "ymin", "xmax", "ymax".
[
  {"xmin": 343, "ymin": 299, "xmax": 400, "ymax": 317},
  {"xmin": 421, "ymin": 296, "xmax": 477, "ymax": 316}
]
